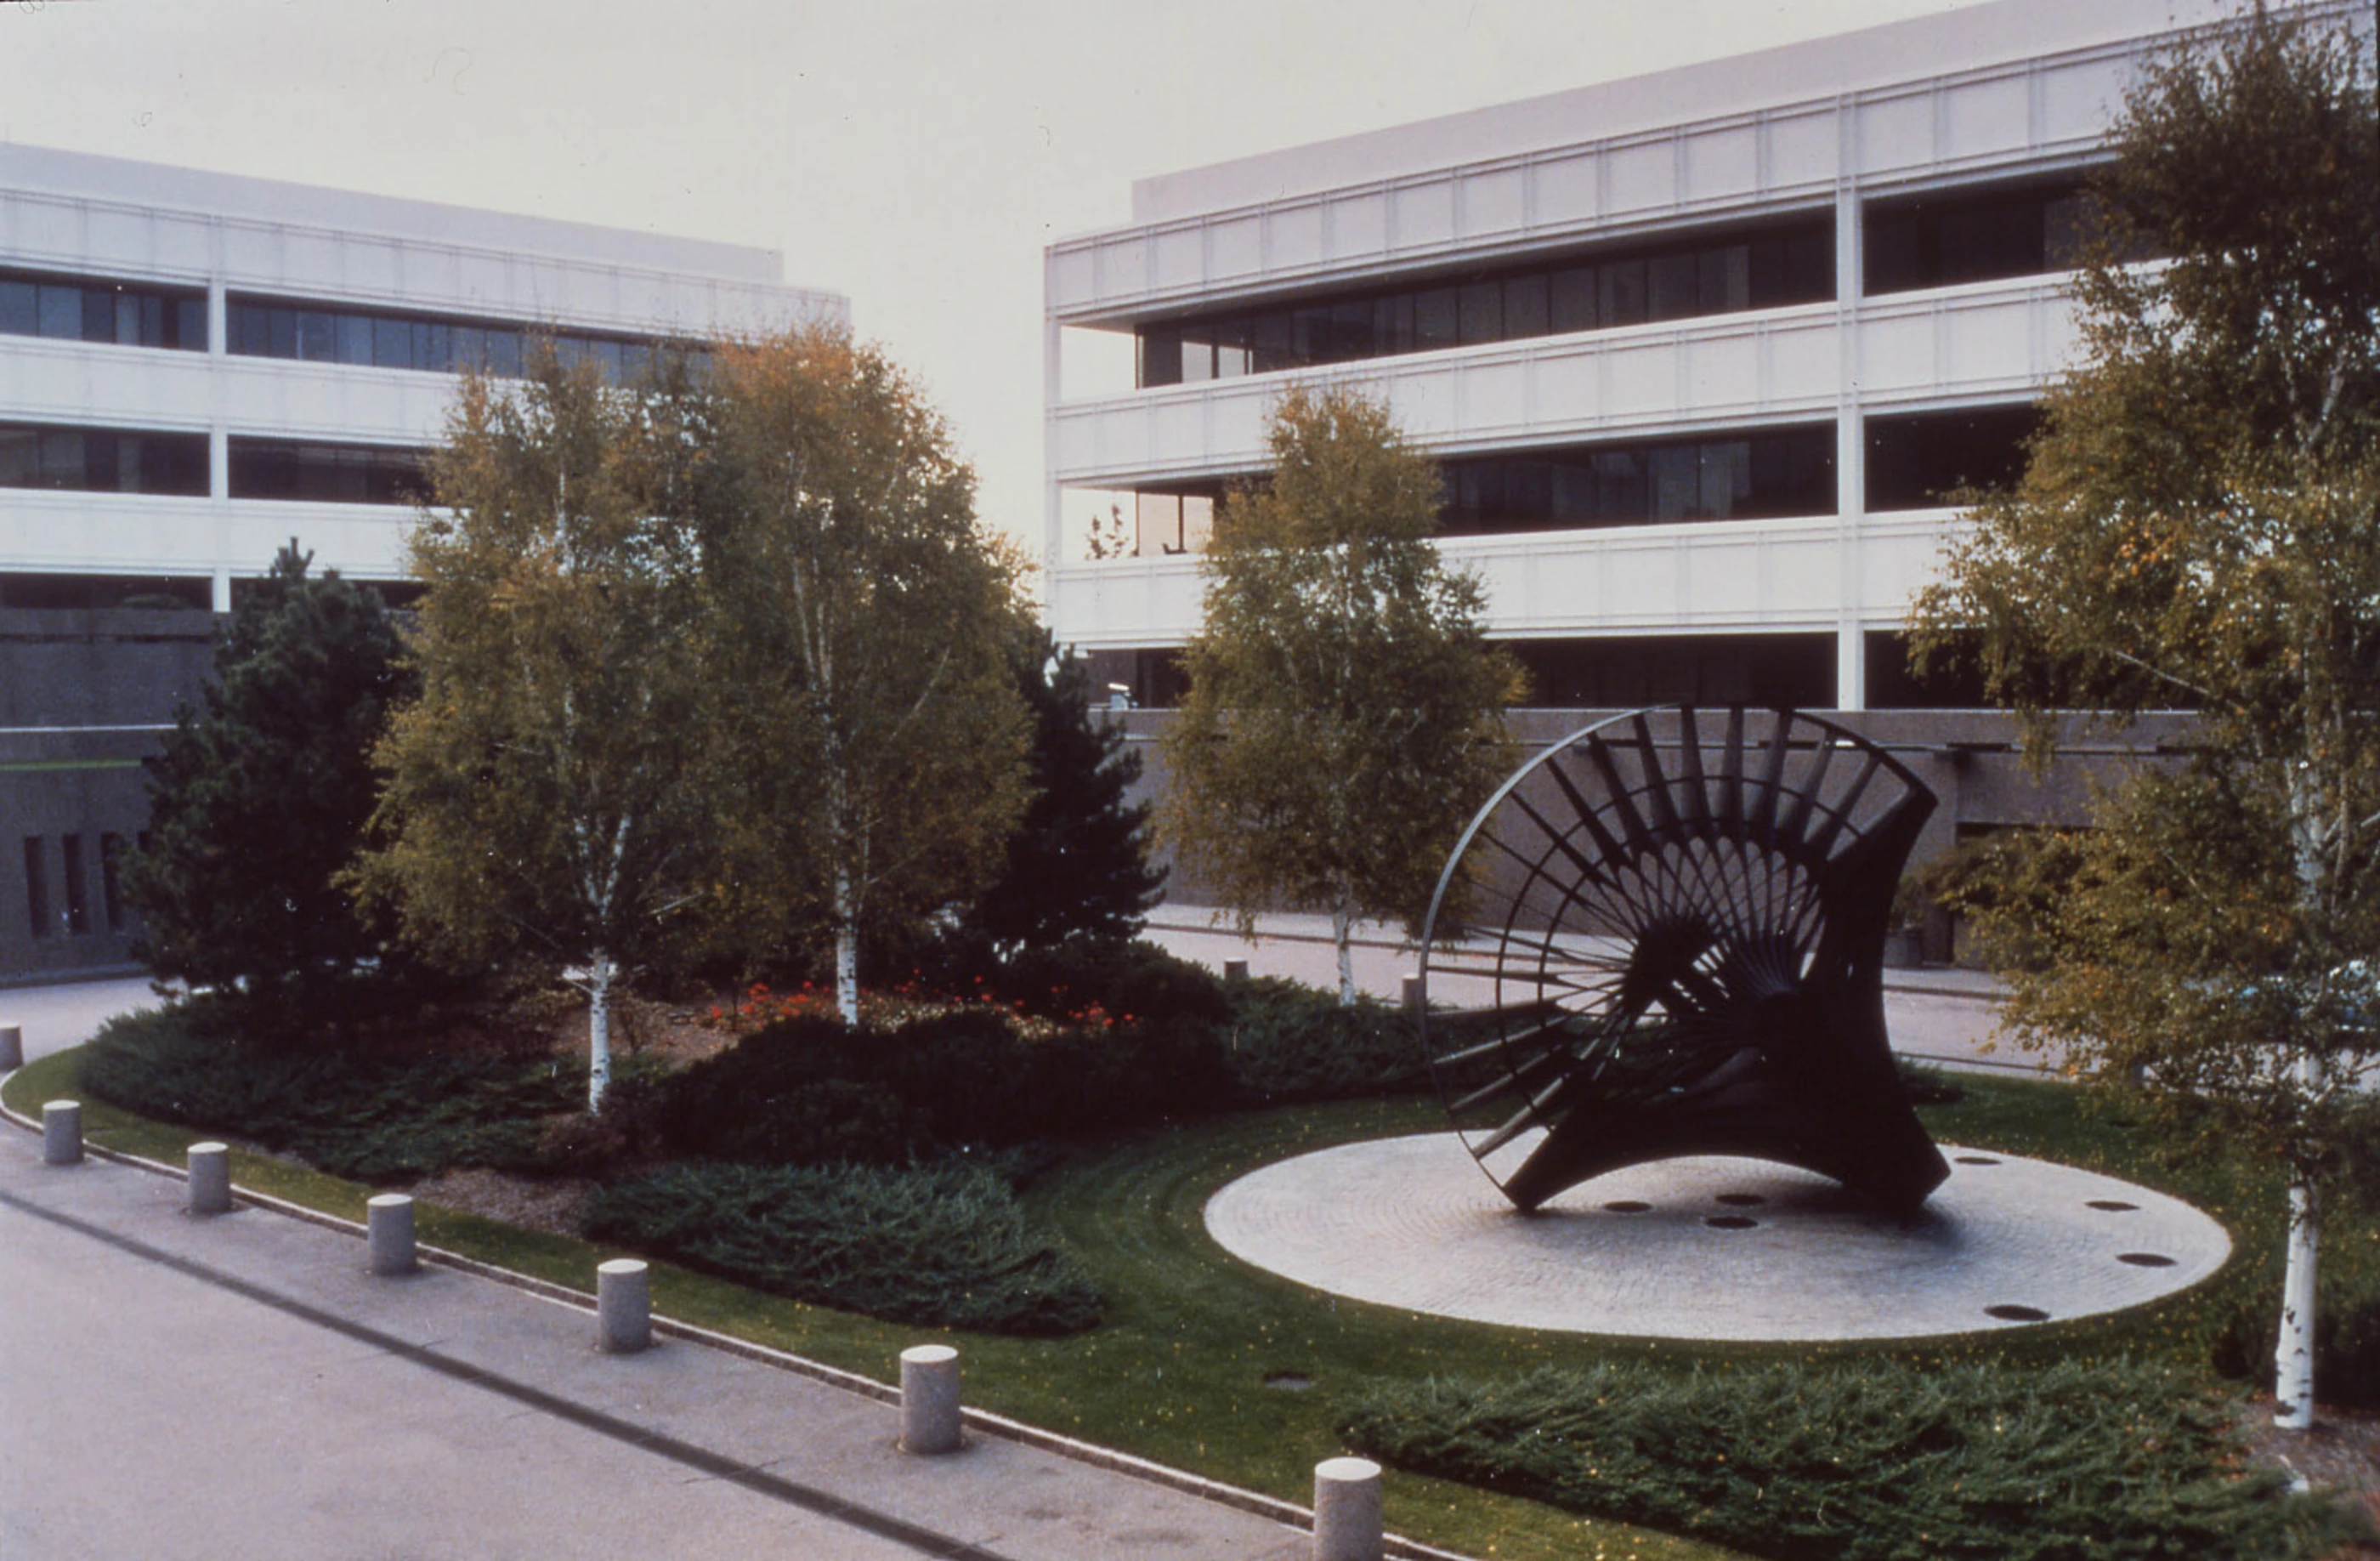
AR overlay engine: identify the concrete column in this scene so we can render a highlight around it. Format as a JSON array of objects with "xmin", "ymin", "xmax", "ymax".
[
  {"xmin": 187, "ymin": 1142, "xmax": 232, "ymax": 1214},
  {"xmin": 596, "ymin": 1259, "xmax": 650, "ymax": 1354},
  {"xmin": 1223, "ymin": 958, "xmax": 1250, "ymax": 982},
  {"xmin": 0, "ymin": 1022, "xmax": 22, "ymax": 1070},
  {"xmin": 369, "ymin": 1194, "xmax": 417, "ymax": 1275},
  {"xmin": 42, "ymin": 1100, "xmax": 82, "ymax": 1165},
  {"xmin": 1312, "ymin": 1457, "xmax": 1384, "ymax": 1561},
  {"xmin": 899, "ymin": 1344, "xmax": 962, "ymax": 1455}
]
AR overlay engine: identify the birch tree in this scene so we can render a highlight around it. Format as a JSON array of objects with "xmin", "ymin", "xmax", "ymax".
[
  {"xmin": 1160, "ymin": 384, "xmax": 1519, "ymax": 1002},
  {"xmin": 366, "ymin": 353, "xmax": 711, "ymax": 1110},
  {"xmin": 1911, "ymin": 4, "xmax": 2379, "ymax": 1430},
  {"xmin": 704, "ymin": 328, "xmax": 1028, "ymax": 1022}
]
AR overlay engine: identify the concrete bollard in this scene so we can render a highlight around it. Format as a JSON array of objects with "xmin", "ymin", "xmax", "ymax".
[
  {"xmin": 42, "ymin": 1100, "xmax": 82, "ymax": 1166},
  {"xmin": 596, "ymin": 1258, "xmax": 651, "ymax": 1354},
  {"xmin": 1313, "ymin": 1456, "xmax": 1385, "ymax": 1561},
  {"xmin": 0, "ymin": 1022, "xmax": 22, "ymax": 1070},
  {"xmin": 368, "ymin": 1194, "xmax": 417, "ymax": 1275},
  {"xmin": 899, "ymin": 1344, "xmax": 962, "ymax": 1454},
  {"xmin": 1223, "ymin": 958, "xmax": 1250, "ymax": 983},
  {"xmin": 1401, "ymin": 973, "xmax": 1423, "ymax": 1015},
  {"xmin": 187, "ymin": 1142, "xmax": 232, "ymax": 1214}
]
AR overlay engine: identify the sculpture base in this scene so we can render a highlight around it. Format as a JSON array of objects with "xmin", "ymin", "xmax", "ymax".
[{"xmin": 1204, "ymin": 1133, "xmax": 2227, "ymax": 1342}]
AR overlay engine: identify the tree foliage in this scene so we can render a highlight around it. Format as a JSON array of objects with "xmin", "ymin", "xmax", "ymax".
[
  {"xmin": 700, "ymin": 328, "xmax": 1031, "ymax": 1019},
  {"xmin": 125, "ymin": 542, "xmax": 415, "ymax": 1032},
  {"xmin": 1911, "ymin": 3, "xmax": 2379, "ymax": 1424},
  {"xmin": 1160, "ymin": 384, "xmax": 1519, "ymax": 1001},
  {"xmin": 364, "ymin": 353, "xmax": 713, "ymax": 1106},
  {"xmin": 960, "ymin": 623, "xmax": 1165, "ymax": 951}
]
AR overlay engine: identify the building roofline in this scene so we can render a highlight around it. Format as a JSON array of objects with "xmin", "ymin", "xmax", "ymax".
[{"xmin": 0, "ymin": 141, "xmax": 792, "ymax": 288}]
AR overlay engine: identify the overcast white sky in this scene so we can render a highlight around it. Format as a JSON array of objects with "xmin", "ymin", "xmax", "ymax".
[{"xmin": 1, "ymin": 0, "xmax": 1991, "ymax": 556}]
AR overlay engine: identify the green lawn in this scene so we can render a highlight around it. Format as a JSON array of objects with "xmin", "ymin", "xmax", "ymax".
[{"xmin": 7, "ymin": 1047, "xmax": 2333, "ymax": 1561}]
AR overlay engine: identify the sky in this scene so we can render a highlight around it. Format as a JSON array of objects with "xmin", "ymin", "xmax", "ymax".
[{"xmin": 0, "ymin": 0, "xmax": 1994, "ymax": 560}]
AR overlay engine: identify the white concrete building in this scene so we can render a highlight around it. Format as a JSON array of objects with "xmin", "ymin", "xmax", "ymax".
[
  {"xmin": 0, "ymin": 146, "xmax": 843, "ymax": 980},
  {"xmin": 1041, "ymin": 0, "xmax": 2354, "ymax": 712},
  {"xmin": 2, "ymin": 145, "xmax": 843, "ymax": 612}
]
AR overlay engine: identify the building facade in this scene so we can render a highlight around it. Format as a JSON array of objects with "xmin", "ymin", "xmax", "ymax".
[
  {"xmin": 1, "ymin": 146, "xmax": 844, "ymax": 980},
  {"xmin": 1041, "ymin": 0, "xmax": 2347, "ymax": 717}
]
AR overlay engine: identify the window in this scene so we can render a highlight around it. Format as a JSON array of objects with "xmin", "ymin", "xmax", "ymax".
[
  {"xmin": 1440, "ymin": 425, "xmax": 1836, "ymax": 536},
  {"xmin": 1506, "ymin": 633, "xmax": 1836, "ymax": 709},
  {"xmin": 1130, "ymin": 216, "xmax": 1833, "ymax": 386},
  {"xmin": 0, "ymin": 268, "xmax": 204, "ymax": 349},
  {"xmin": 23, "ymin": 838, "xmax": 50, "ymax": 940},
  {"xmin": 60, "ymin": 834, "xmax": 90, "ymax": 936},
  {"xmin": 1864, "ymin": 178, "xmax": 2104, "ymax": 295},
  {"xmin": 0, "ymin": 423, "xmax": 208, "ymax": 496},
  {"xmin": 99, "ymin": 833, "xmax": 128, "ymax": 934},
  {"xmin": 228, "ymin": 439, "xmax": 432, "ymax": 506},
  {"xmin": 1865, "ymin": 406, "xmax": 2040, "ymax": 510},
  {"xmin": 224, "ymin": 295, "xmax": 677, "ymax": 382}
]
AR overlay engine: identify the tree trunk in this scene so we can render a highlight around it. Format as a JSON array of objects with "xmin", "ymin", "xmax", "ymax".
[
  {"xmin": 835, "ymin": 867, "xmax": 861, "ymax": 1025},
  {"xmin": 586, "ymin": 951, "xmax": 615, "ymax": 1115},
  {"xmin": 1332, "ymin": 901, "xmax": 1356, "ymax": 1007},
  {"xmin": 2276, "ymin": 1170, "xmax": 2320, "ymax": 1429}
]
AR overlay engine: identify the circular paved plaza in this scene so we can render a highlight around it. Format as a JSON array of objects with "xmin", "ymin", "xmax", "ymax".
[{"xmin": 1204, "ymin": 1133, "xmax": 2230, "ymax": 1341}]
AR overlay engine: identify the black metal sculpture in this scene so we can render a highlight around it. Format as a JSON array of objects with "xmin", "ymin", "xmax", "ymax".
[{"xmin": 1418, "ymin": 707, "xmax": 1948, "ymax": 1218}]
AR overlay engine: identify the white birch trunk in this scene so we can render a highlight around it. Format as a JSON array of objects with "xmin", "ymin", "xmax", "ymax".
[
  {"xmin": 835, "ymin": 867, "xmax": 861, "ymax": 1025},
  {"xmin": 586, "ymin": 951, "xmax": 615, "ymax": 1115},
  {"xmin": 1332, "ymin": 902, "xmax": 1357, "ymax": 1008},
  {"xmin": 2275, "ymin": 1170, "xmax": 2319, "ymax": 1429}
]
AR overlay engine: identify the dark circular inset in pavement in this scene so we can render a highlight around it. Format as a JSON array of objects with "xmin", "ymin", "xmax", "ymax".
[
  {"xmin": 1955, "ymin": 1155, "xmax": 2001, "ymax": 1166},
  {"xmin": 2117, "ymin": 1252, "xmax": 2177, "ymax": 1268},
  {"xmin": 1602, "ymin": 1200, "xmax": 1652, "ymax": 1213},
  {"xmin": 1986, "ymin": 1303, "xmax": 2051, "ymax": 1323},
  {"xmin": 1704, "ymin": 1215, "xmax": 1760, "ymax": 1229},
  {"xmin": 2088, "ymin": 1200, "xmax": 2140, "ymax": 1212}
]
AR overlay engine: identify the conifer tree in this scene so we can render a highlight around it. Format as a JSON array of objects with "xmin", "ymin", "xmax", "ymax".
[
  {"xmin": 962, "ymin": 624, "xmax": 1165, "ymax": 951},
  {"xmin": 126, "ymin": 542, "xmax": 415, "ymax": 1033}
]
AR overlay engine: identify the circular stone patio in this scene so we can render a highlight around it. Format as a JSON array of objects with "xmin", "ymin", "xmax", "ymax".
[{"xmin": 1204, "ymin": 1134, "xmax": 2230, "ymax": 1341}]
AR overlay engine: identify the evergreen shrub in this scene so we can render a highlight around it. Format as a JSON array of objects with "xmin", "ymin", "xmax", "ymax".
[
  {"xmin": 79, "ymin": 1008, "xmax": 579, "ymax": 1182},
  {"xmin": 1221, "ymin": 975, "xmax": 1426, "ymax": 1101},
  {"xmin": 581, "ymin": 1160, "xmax": 1103, "ymax": 1334},
  {"xmin": 1341, "ymin": 1359, "xmax": 2351, "ymax": 1561}
]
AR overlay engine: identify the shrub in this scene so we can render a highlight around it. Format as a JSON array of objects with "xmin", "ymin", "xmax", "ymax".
[
  {"xmin": 656, "ymin": 1005, "xmax": 1232, "ymax": 1166},
  {"xmin": 991, "ymin": 935, "xmax": 1232, "ymax": 1026},
  {"xmin": 581, "ymin": 1160, "xmax": 1103, "ymax": 1334},
  {"xmin": 78, "ymin": 1006, "xmax": 581, "ymax": 1183},
  {"xmin": 2213, "ymin": 1268, "xmax": 2380, "ymax": 1411},
  {"xmin": 1222, "ymin": 976, "xmax": 1427, "ymax": 1102},
  {"xmin": 1342, "ymin": 1359, "xmax": 2353, "ymax": 1561}
]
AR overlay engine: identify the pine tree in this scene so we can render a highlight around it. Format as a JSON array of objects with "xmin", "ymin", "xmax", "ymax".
[
  {"xmin": 963, "ymin": 624, "xmax": 1165, "ymax": 951},
  {"xmin": 125, "ymin": 541, "xmax": 416, "ymax": 1033}
]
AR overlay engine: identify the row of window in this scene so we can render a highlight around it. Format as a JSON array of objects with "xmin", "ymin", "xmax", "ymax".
[
  {"xmin": 0, "ymin": 573, "xmax": 213, "ymax": 611},
  {"xmin": 0, "ymin": 268, "xmax": 208, "ymax": 351},
  {"xmin": 1132, "ymin": 177, "xmax": 2102, "ymax": 388},
  {"xmin": 1110, "ymin": 406, "xmax": 2036, "ymax": 551},
  {"xmin": 224, "ymin": 297, "xmax": 684, "ymax": 382},
  {"xmin": 0, "ymin": 423, "xmax": 433, "ymax": 504},
  {"xmin": 1083, "ymin": 632, "xmax": 1979, "ymax": 712},
  {"xmin": 1140, "ymin": 219, "xmax": 1831, "ymax": 387},
  {"xmin": 20, "ymin": 832, "xmax": 131, "ymax": 941}
]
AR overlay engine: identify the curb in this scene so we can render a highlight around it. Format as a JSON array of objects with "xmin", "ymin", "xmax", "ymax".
[{"xmin": 0, "ymin": 1069, "xmax": 1474, "ymax": 1561}]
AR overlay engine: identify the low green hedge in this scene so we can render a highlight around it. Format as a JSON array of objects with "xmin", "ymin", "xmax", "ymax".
[
  {"xmin": 1219, "ymin": 975, "xmax": 1427, "ymax": 1102},
  {"xmin": 77, "ymin": 1008, "xmax": 581, "ymax": 1183},
  {"xmin": 1342, "ymin": 1359, "xmax": 2356, "ymax": 1561},
  {"xmin": 582, "ymin": 1160, "xmax": 1103, "ymax": 1335}
]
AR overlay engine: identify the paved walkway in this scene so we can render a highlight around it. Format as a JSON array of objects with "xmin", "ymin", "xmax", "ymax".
[
  {"xmin": 0, "ymin": 985, "xmax": 1430, "ymax": 1561},
  {"xmin": 1143, "ymin": 908, "xmax": 2054, "ymax": 1075}
]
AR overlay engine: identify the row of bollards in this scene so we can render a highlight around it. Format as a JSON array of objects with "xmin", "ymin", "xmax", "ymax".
[{"xmin": 30, "ymin": 1094, "xmax": 1388, "ymax": 1558}]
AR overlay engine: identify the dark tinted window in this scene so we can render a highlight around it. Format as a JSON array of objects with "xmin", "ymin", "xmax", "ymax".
[
  {"xmin": 0, "ymin": 423, "xmax": 207, "ymax": 496},
  {"xmin": 1508, "ymin": 633, "xmax": 1835, "ymax": 709},
  {"xmin": 0, "ymin": 267, "xmax": 206, "ymax": 349},
  {"xmin": 1866, "ymin": 406, "xmax": 2040, "ymax": 510},
  {"xmin": 1441, "ymin": 425, "xmax": 1836, "ymax": 536},
  {"xmin": 1865, "ymin": 178, "xmax": 2101, "ymax": 294},
  {"xmin": 228, "ymin": 439, "xmax": 431, "ymax": 506}
]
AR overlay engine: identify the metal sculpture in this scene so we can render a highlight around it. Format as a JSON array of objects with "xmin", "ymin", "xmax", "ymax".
[{"xmin": 1418, "ymin": 707, "xmax": 1948, "ymax": 1218}]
